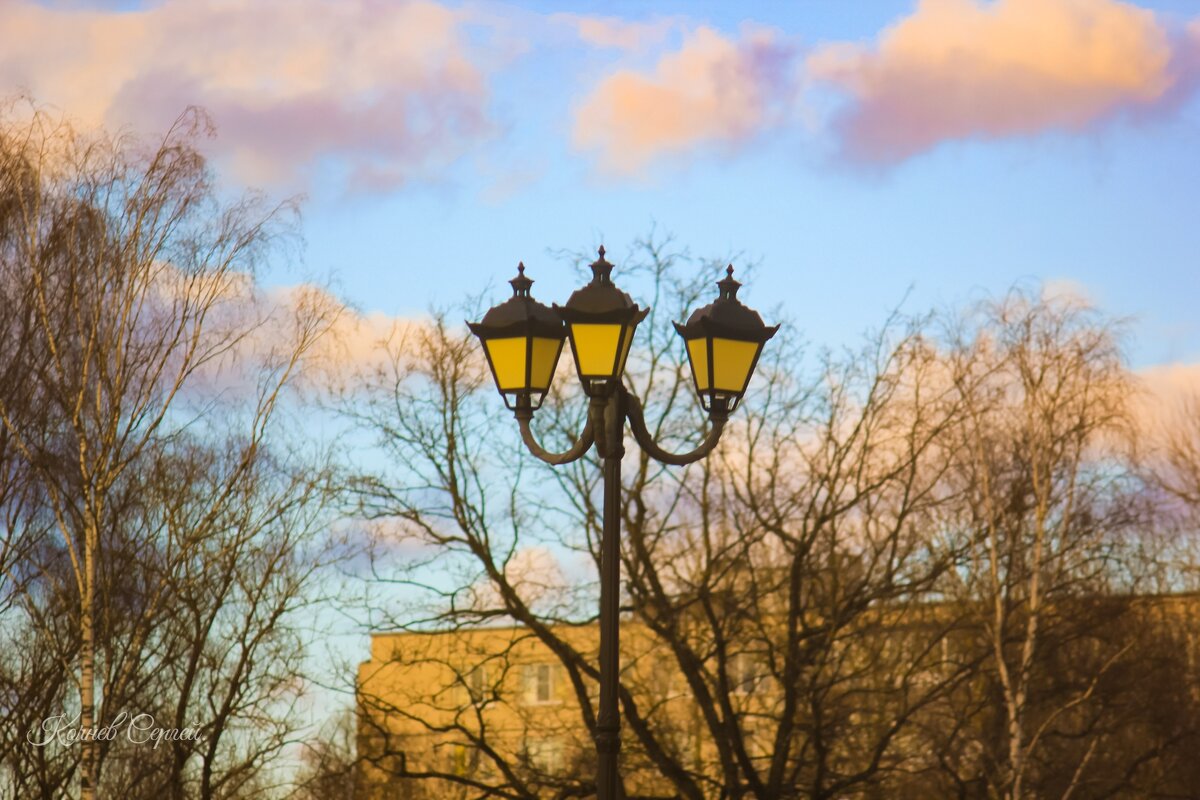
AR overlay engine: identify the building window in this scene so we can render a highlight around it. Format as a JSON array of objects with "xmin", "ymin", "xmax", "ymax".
[
  {"xmin": 526, "ymin": 736, "xmax": 564, "ymax": 772},
  {"xmin": 525, "ymin": 663, "xmax": 555, "ymax": 704},
  {"xmin": 467, "ymin": 665, "xmax": 487, "ymax": 703},
  {"xmin": 446, "ymin": 742, "xmax": 475, "ymax": 777},
  {"xmin": 730, "ymin": 652, "xmax": 758, "ymax": 695}
]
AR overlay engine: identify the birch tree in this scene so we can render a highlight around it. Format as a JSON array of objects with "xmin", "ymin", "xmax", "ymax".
[
  {"xmin": 0, "ymin": 101, "xmax": 339, "ymax": 799},
  {"xmin": 932, "ymin": 291, "xmax": 1141, "ymax": 800}
]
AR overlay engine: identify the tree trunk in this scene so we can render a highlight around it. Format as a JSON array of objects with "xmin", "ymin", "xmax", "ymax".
[{"xmin": 80, "ymin": 522, "xmax": 96, "ymax": 800}]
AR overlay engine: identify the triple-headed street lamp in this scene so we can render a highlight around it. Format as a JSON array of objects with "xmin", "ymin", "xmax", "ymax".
[{"xmin": 469, "ymin": 247, "xmax": 777, "ymax": 800}]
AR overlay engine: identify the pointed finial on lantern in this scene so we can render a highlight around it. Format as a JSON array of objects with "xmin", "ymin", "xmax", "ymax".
[
  {"xmin": 509, "ymin": 261, "xmax": 534, "ymax": 296},
  {"xmin": 717, "ymin": 264, "xmax": 741, "ymax": 300},
  {"xmin": 589, "ymin": 246, "xmax": 614, "ymax": 284}
]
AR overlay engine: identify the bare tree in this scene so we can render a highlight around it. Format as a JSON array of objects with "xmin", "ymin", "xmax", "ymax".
[
  {"xmin": 291, "ymin": 710, "xmax": 359, "ymax": 800},
  {"xmin": 345, "ymin": 236, "xmax": 985, "ymax": 799},
  {"xmin": 0, "ymin": 141, "xmax": 72, "ymax": 792},
  {"xmin": 1152, "ymin": 390, "xmax": 1200, "ymax": 535},
  {"xmin": 0, "ymin": 100, "xmax": 343, "ymax": 799},
  {"xmin": 341, "ymin": 236, "xmax": 1200, "ymax": 800},
  {"xmin": 927, "ymin": 290, "xmax": 1152, "ymax": 800}
]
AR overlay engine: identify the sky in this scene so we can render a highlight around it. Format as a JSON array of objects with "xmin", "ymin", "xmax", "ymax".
[
  {"xmin": 1, "ymin": 0, "xmax": 1198, "ymax": 380},
  {"xmin": 3, "ymin": 0, "xmax": 1196, "ymax": 739}
]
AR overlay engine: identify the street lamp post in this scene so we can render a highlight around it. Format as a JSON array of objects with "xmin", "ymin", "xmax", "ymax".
[{"xmin": 469, "ymin": 247, "xmax": 776, "ymax": 800}]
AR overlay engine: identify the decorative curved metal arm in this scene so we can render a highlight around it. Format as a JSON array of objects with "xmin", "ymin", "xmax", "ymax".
[
  {"xmin": 515, "ymin": 410, "xmax": 595, "ymax": 465},
  {"xmin": 623, "ymin": 388, "xmax": 726, "ymax": 466}
]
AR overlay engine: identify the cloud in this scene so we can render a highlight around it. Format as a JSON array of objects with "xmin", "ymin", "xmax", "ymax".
[
  {"xmin": 572, "ymin": 25, "xmax": 798, "ymax": 175},
  {"xmin": 174, "ymin": 274, "xmax": 418, "ymax": 402},
  {"xmin": 808, "ymin": 0, "xmax": 1186, "ymax": 164},
  {"xmin": 467, "ymin": 546, "xmax": 569, "ymax": 612},
  {"xmin": 271, "ymin": 284, "xmax": 418, "ymax": 389},
  {"xmin": 0, "ymin": 0, "xmax": 494, "ymax": 192},
  {"xmin": 1135, "ymin": 362, "xmax": 1200, "ymax": 431},
  {"xmin": 551, "ymin": 12, "xmax": 681, "ymax": 52},
  {"xmin": 1041, "ymin": 277, "xmax": 1094, "ymax": 306}
]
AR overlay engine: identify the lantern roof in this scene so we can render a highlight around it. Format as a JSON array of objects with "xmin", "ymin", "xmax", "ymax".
[
  {"xmin": 555, "ymin": 246, "xmax": 647, "ymax": 322},
  {"xmin": 469, "ymin": 263, "xmax": 564, "ymax": 339},
  {"xmin": 675, "ymin": 265, "xmax": 779, "ymax": 343}
]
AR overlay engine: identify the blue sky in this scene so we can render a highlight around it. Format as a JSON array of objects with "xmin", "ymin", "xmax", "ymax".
[{"xmin": 4, "ymin": 0, "xmax": 1198, "ymax": 368}]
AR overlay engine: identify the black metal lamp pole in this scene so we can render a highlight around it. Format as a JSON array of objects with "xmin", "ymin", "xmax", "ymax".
[
  {"xmin": 471, "ymin": 248, "xmax": 776, "ymax": 800},
  {"xmin": 516, "ymin": 386, "xmax": 725, "ymax": 799}
]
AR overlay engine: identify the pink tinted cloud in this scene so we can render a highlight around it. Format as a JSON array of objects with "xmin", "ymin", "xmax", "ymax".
[
  {"xmin": 572, "ymin": 25, "xmax": 798, "ymax": 175},
  {"xmin": 550, "ymin": 12, "xmax": 681, "ymax": 52},
  {"xmin": 808, "ymin": 0, "xmax": 1187, "ymax": 164},
  {"xmin": 1138, "ymin": 363, "xmax": 1200, "ymax": 417},
  {"xmin": 1133, "ymin": 362, "xmax": 1200, "ymax": 471},
  {"xmin": 176, "ymin": 274, "xmax": 425, "ymax": 400},
  {"xmin": 0, "ymin": 0, "xmax": 493, "ymax": 191}
]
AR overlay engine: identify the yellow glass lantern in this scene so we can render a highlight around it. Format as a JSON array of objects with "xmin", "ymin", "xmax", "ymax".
[
  {"xmin": 675, "ymin": 265, "xmax": 778, "ymax": 415},
  {"xmin": 554, "ymin": 247, "xmax": 649, "ymax": 398},
  {"xmin": 468, "ymin": 263, "xmax": 566, "ymax": 411}
]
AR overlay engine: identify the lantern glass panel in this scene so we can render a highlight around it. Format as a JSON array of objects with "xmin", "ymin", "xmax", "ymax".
[
  {"xmin": 485, "ymin": 337, "xmax": 529, "ymax": 390},
  {"xmin": 529, "ymin": 337, "xmax": 563, "ymax": 390},
  {"xmin": 616, "ymin": 325, "xmax": 634, "ymax": 375},
  {"xmin": 686, "ymin": 338, "xmax": 710, "ymax": 390},
  {"xmin": 570, "ymin": 323, "xmax": 624, "ymax": 376},
  {"xmin": 712, "ymin": 338, "xmax": 759, "ymax": 392}
]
